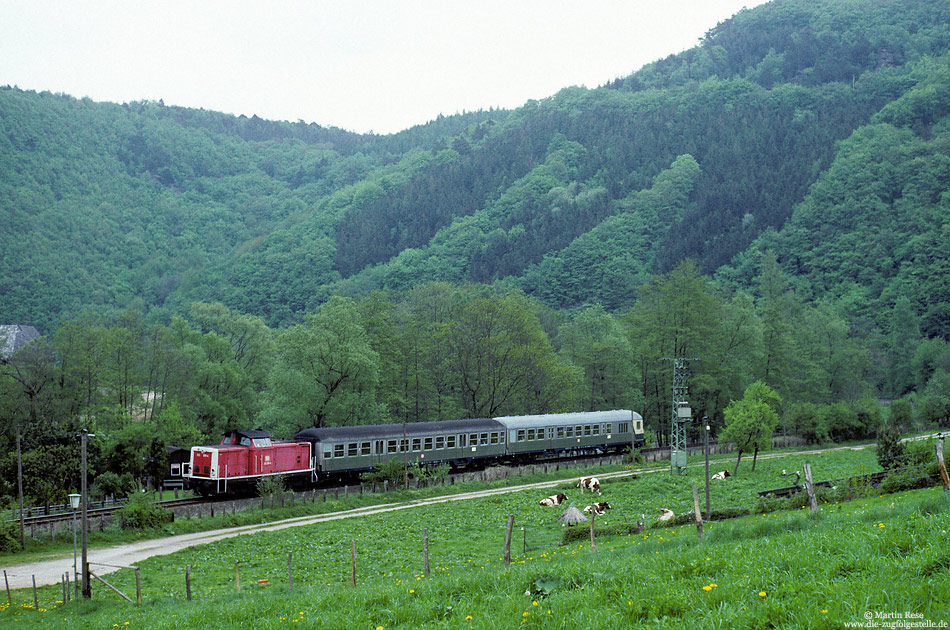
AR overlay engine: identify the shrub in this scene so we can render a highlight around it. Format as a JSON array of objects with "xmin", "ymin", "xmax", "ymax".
[
  {"xmin": 360, "ymin": 457, "xmax": 408, "ymax": 486},
  {"xmin": 93, "ymin": 471, "xmax": 136, "ymax": 500},
  {"xmin": 256, "ymin": 474, "xmax": 287, "ymax": 498},
  {"xmin": 0, "ymin": 519, "xmax": 21, "ymax": 553},
  {"xmin": 117, "ymin": 495, "xmax": 173, "ymax": 530},
  {"xmin": 876, "ymin": 423, "xmax": 906, "ymax": 469}
]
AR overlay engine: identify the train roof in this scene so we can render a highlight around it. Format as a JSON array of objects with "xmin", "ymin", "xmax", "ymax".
[
  {"xmin": 493, "ymin": 409, "xmax": 638, "ymax": 430},
  {"xmin": 225, "ymin": 429, "xmax": 272, "ymax": 440},
  {"xmin": 294, "ymin": 418, "xmax": 502, "ymax": 442}
]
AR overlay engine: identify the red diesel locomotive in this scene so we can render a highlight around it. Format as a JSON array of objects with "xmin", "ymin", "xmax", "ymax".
[{"xmin": 183, "ymin": 429, "xmax": 313, "ymax": 496}]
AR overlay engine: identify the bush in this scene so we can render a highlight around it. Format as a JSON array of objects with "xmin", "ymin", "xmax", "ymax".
[
  {"xmin": 0, "ymin": 519, "xmax": 21, "ymax": 553},
  {"xmin": 876, "ymin": 423, "xmax": 906, "ymax": 469},
  {"xmin": 256, "ymin": 474, "xmax": 287, "ymax": 498},
  {"xmin": 93, "ymin": 471, "xmax": 136, "ymax": 500},
  {"xmin": 117, "ymin": 495, "xmax": 173, "ymax": 530}
]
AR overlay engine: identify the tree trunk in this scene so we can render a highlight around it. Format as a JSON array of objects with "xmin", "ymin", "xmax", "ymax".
[
  {"xmin": 733, "ymin": 450, "xmax": 743, "ymax": 477},
  {"xmin": 752, "ymin": 444, "xmax": 759, "ymax": 472}
]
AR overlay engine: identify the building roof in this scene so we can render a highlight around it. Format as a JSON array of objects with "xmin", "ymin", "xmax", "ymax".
[{"xmin": 0, "ymin": 325, "xmax": 41, "ymax": 359}]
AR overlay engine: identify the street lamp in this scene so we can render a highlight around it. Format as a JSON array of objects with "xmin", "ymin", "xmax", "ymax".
[{"xmin": 68, "ymin": 493, "xmax": 80, "ymax": 598}]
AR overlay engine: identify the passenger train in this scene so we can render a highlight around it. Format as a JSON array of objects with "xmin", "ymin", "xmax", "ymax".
[{"xmin": 182, "ymin": 409, "xmax": 644, "ymax": 496}]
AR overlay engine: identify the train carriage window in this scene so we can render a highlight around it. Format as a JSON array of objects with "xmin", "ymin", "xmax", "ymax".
[
  {"xmin": 606, "ymin": 423, "xmax": 613, "ymax": 435},
  {"xmin": 489, "ymin": 432, "xmax": 499, "ymax": 444},
  {"xmin": 324, "ymin": 446, "xmax": 332, "ymax": 458},
  {"xmin": 411, "ymin": 438, "xmax": 421, "ymax": 452},
  {"xmin": 576, "ymin": 425, "xmax": 583, "ymax": 437},
  {"xmin": 436, "ymin": 436, "xmax": 445, "ymax": 449},
  {"xmin": 400, "ymin": 439, "xmax": 409, "ymax": 452},
  {"xmin": 387, "ymin": 440, "xmax": 397, "ymax": 454},
  {"xmin": 557, "ymin": 426, "xmax": 564, "ymax": 438},
  {"xmin": 619, "ymin": 422, "xmax": 629, "ymax": 433},
  {"xmin": 585, "ymin": 425, "xmax": 592, "ymax": 436},
  {"xmin": 424, "ymin": 437, "xmax": 433, "ymax": 450},
  {"xmin": 361, "ymin": 442, "xmax": 371, "ymax": 455},
  {"xmin": 348, "ymin": 443, "xmax": 358, "ymax": 456},
  {"xmin": 480, "ymin": 433, "xmax": 489, "ymax": 445},
  {"xmin": 517, "ymin": 429, "xmax": 525, "ymax": 441},
  {"xmin": 548, "ymin": 427, "xmax": 555, "ymax": 439},
  {"xmin": 527, "ymin": 428, "xmax": 535, "ymax": 441},
  {"xmin": 565, "ymin": 426, "xmax": 573, "ymax": 437},
  {"xmin": 469, "ymin": 433, "xmax": 478, "ymax": 446},
  {"xmin": 334, "ymin": 444, "xmax": 345, "ymax": 457},
  {"xmin": 447, "ymin": 435, "xmax": 456, "ymax": 448}
]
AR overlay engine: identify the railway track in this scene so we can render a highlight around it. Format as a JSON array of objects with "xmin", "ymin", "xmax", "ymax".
[{"xmin": 7, "ymin": 496, "xmax": 212, "ymax": 529}]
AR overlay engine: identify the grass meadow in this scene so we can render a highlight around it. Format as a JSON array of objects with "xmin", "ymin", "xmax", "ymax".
[{"xmin": 3, "ymin": 445, "xmax": 949, "ymax": 629}]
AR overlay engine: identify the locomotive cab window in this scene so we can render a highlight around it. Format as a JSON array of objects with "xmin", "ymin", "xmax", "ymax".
[{"xmin": 252, "ymin": 438, "xmax": 272, "ymax": 447}]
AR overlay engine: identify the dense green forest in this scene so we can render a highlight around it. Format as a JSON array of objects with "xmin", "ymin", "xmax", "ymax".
[{"xmin": 2, "ymin": 0, "xmax": 950, "ymax": 502}]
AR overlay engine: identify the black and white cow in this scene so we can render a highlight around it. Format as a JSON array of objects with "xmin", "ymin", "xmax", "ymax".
[
  {"xmin": 583, "ymin": 501, "xmax": 612, "ymax": 516},
  {"xmin": 711, "ymin": 470, "xmax": 732, "ymax": 480},
  {"xmin": 657, "ymin": 508, "xmax": 675, "ymax": 522},
  {"xmin": 539, "ymin": 493, "xmax": 568, "ymax": 507},
  {"xmin": 577, "ymin": 476, "xmax": 601, "ymax": 494}
]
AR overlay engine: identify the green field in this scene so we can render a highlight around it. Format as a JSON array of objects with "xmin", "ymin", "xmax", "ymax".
[{"xmin": 3, "ymin": 445, "xmax": 949, "ymax": 629}]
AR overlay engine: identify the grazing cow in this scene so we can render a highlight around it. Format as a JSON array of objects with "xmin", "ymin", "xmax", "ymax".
[
  {"xmin": 577, "ymin": 477, "xmax": 601, "ymax": 495},
  {"xmin": 583, "ymin": 501, "xmax": 611, "ymax": 516},
  {"xmin": 539, "ymin": 493, "xmax": 568, "ymax": 507},
  {"xmin": 711, "ymin": 470, "xmax": 731, "ymax": 480},
  {"xmin": 657, "ymin": 508, "xmax": 675, "ymax": 522}
]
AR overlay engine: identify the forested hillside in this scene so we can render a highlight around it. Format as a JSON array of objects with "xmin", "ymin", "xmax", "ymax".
[{"xmin": 2, "ymin": 0, "xmax": 950, "ymax": 501}]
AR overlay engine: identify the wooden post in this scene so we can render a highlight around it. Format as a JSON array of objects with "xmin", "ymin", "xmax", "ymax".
[
  {"xmin": 288, "ymin": 552, "xmax": 293, "ymax": 592},
  {"xmin": 185, "ymin": 564, "xmax": 192, "ymax": 601},
  {"xmin": 62, "ymin": 574, "xmax": 66, "ymax": 605},
  {"xmin": 803, "ymin": 463, "xmax": 818, "ymax": 512},
  {"xmin": 423, "ymin": 528, "xmax": 430, "ymax": 577},
  {"xmin": 351, "ymin": 541, "xmax": 356, "ymax": 587},
  {"xmin": 134, "ymin": 567, "xmax": 141, "ymax": 604},
  {"xmin": 4, "ymin": 570, "xmax": 9, "ymax": 605},
  {"xmin": 65, "ymin": 572, "xmax": 70, "ymax": 601},
  {"xmin": 937, "ymin": 440, "xmax": 950, "ymax": 491},
  {"xmin": 32, "ymin": 575, "xmax": 38, "ymax": 610},
  {"xmin": 692, "ymin": 483, "xmax": 704, "ymax": 539},
  {"xmin": 589, "ymin": 513, "xmax": 596, "ymax": 553},
  {"xmin": 235, "ymin": 562, "xmax": 241, "ymax": 593},
  {"xmin": 503, "ymin": 514, "xmax": 514, "ymax": 567}
]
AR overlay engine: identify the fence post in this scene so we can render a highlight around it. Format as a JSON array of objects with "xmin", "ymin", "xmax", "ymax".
[
  {"xmin": 503, "ymin": 514, "xmax": 514, "ymax": 567},
  {"xmin": 134, "ymin": 567, "xmax": 141, "ymax": 604},
  {"xmin": 423, "ymin": 528, "xmax": 430, "ymax": 577},
  {"xmin": 351, "ymin": 541, "xmax": 357, "ymax": 587},
  {"xmin": 235, "ymin": 562, "xmax": 241, "ymax": 593},
  {"xmin": 589, "ymin": 514, "xmax": 596, "ymax": 553},
  {"xmin": 803, "ymin": 463, "xmax": 818, "ymax": 512},
  {"xmin": 288, "ymin": 552, "xmax": 293, "ymax": 593},
  {"xmin": 185, "ymin": 565, "xmax": 192, "ymax": 601},
  {"xmin": 692, "ymin": 484, "xmax": 704, "ymax": 539},
  {"xmin": 32, "ymin": 575, "xmax": 38, "ymax": 610},
  {"xmin": 4, "ymin": 570, "xmax": 9, "ymax": 606},
  {"xmin": 936, "ymin": 439, "xmax": 950, "ymax": 492}
]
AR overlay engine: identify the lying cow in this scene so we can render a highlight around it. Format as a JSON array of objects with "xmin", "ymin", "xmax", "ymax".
[
  {"xmin": 583, "ymin": 501, "xmax": 611, "ymax": 516},
  {"xmin": 711, "ymin": 470, "xmax": 731, "ymax": 480},
  {"xmin": 539, "ymin": 493, "xmax": 568, "ymax": 507},
  {"xmin": 577, "ymin": 476, "xmax": 601, "ymax": 495},
  {"xmin": 657, "ymin": 508, "xmax": 675, "ymax": 522}
]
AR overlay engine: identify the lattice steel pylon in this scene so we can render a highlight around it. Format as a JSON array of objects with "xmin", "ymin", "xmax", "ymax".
[{"xmin": 669, "ymin": 358, "xmax": 699, "ymax": 475}]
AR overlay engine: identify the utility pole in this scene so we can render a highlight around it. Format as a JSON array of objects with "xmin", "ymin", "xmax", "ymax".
[
  {"xmin": 81, "ymin": 429, "xmax": 91, "ymax": 599},
  {"xmin": 16, "ymin": 426, "xmax": 24, "ymax": 549},
  {"xmin": 666, "ymin": 358, "xmax": 700, "ymax": 475},
  {"xmin": 704, "ymin": 416, "xmax": 711, "ymax": 520}
]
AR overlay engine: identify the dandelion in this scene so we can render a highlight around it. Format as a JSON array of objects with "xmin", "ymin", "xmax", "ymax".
[
  {"xmin": 532, "ymin": 601, "xmax": 539, "ymax": 606},
  {"xmin": 465, "ymin": 615, "xmax": 473, "ymax": 621},
  {"xmin": 409, "ymin": 589, "xmax": 415, "ymax": 594},
  {"xmin": 523, "ymin": 612, "xmax": 531, "ymax": 617},
  {"xmin": 758, "ymin": 591, "xmax": 767, "ymax": 597},
  {"xmin": 822, "ymin": 610, "xmax": 828, "ymax": 614},
  {"xmin": 703, "ymin": 585, "xmax": 712, "ymax": 591}
]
